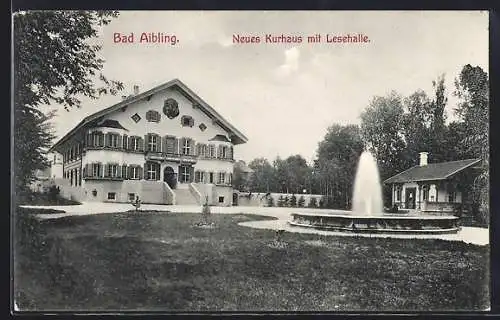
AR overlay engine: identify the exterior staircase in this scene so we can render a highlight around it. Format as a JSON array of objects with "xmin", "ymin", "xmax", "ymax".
[{"xmin": 173, "ymin": 187, "xmax": 199, "ymax": 205}]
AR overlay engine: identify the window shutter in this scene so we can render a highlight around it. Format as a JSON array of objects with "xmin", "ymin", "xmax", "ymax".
[
  {"xmin": 156, "ymin": 163, "xmax": 160, "ymax": 181},
  {"xmin": 144, "ymin": 135, "xmax": 149, "ymax": 151},
  {"xmin": 117, "ymin": 135, "xmax": 122, "ymax": 149},
  {"xmin": 138, "ymin": 166, "xmax": 143, "ymax": 180},
  {"xmin": 98, "ymin": 163, "xmax": 104, "ymax": 177},
  {"xmin": 104, "ymin": 164, "xmax": 109, "ymax": 177},
  {"xmin": 127, "ymin": 166, "xmax": 132, "ymax": 179},
  {"xmin": 174, "ymin": 138, "xmax": 179, "ymax": 154},
  {"xmin": 162, "ymin": 136, "xmax": 168, "ymax": 154},
  {"xmin": 116, "ymin": 165, "xmax": 121, "ymax": 178},
  {"xmin": 189, "ymin": 139, "xmax": 195, "ymax": 156},
  {"xmin": 155, "ymin": 135, "xmax": 161, "ymax": 153},
  {"xmin": 122, "ymin": 165, "xmax": 127, "ymax": 179},
  {"xmin": 217, "ymin": 145, "xmax": 222, "ymax": 158},
  {"xmin": 228, "ymin": 146, "xmax": 233, "ymax": 160},
  {"xmin": 139, "ymin": 137, "xmax": 144, "ymax": 151},
  {"xmin": 144, "ymin": 162, "xmax": 148, "ymax": 179},
  {"xmin": 189, "ymin": 166, "xmax": 195, "ymax": 182},
  {"xmin": 179, "ymin": 138, "xmax": 186, "ymax": 154},
  {"xmin": 86, "ymin": 133, "xmax": 92, "ymax": 147},
  {"xmin": 123, "ymin": 135, "xmax": 128, "ymax": 149},
  {"xmin": 99, "ymin": 132, "xmax": 104, "ymax": 147}
]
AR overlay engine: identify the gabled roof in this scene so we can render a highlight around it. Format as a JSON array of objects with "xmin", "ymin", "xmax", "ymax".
[
  {"xmin": 49, "ymin": 79, "xmax": 248, "ymax": 152},
  {"xmin": 90, "ymin": 119, "xmax": 128, "ymax": 131},
  {"xmin": 383, "ymin": 159, "xmax": 482, "ymax": 184},
  {"xmin": 208, "ymin": 134, "xmax": 230, "ymax": 142}
]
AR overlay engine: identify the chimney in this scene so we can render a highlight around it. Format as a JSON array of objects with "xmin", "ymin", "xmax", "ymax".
[
  {"xmin": 419, "ymin": 152, "xmax": 428, "ymax": 166},
  {"xmin": 133, "ymin": 85, "xmax": 140, "ymax": 95},
  {"xmin": 121, "ymin": 95, "xmax": 127, "ymax": 100}
]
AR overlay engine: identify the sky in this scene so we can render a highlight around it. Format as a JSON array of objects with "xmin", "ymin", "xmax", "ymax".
[{"xmin": 44, "ymin": 11, "xmax": 488, "ymax": 164}]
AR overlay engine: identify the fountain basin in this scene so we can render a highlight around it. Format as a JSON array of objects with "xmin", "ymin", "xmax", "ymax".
[{"xmin": 289, "ymin": 212, "xmax": 460, "ymax": 235}]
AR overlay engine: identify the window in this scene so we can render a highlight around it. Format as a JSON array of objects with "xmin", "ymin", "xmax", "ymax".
[
  {"xmin": 181, "ymin": 115, "xmax": 194, "ymax": 127},
  {"xmin": 146, "ymin": 162, "xmax": 158, "ymax": 180},
  {"xmin": 396, "ymin": 186, "xmax": 401, "ymax": 201},
  {"xmin": 107, "ymin": 164, "xmax": 118, "ymax": 178},
  {"xmin": 199, "ymin": 123, "xmax": 207, "ymax": 131},
  {"xmin": 228, "ymin": 173, "xmax": 232, "ymax": 184},
  {"xmin": 448, "ymin": 192, "xmax": 456, "ymax": 203},
  {"xmin": 221, "ymin": 146, "xmax": 227, "ymax": 158},
  {"xmin": 179, "ymin": 166, "xmax": 190, "ymax": 183},
  {"xmin": 209, "ymin": 172, "xmax": 214, "ymax": 184},
  {"xmin": 107, "ymin": 192, "xmax": 116, "ymax": 200},
  {"xmin": 147, "ymin": 134, "xmax": 158, "ymax": 152},
  {"xmin": 218, "ymin": 196, "xmax": 224, "ymax": 203},
  {"xmin": 182, "ymin": 138, "xmax": 190, "ymax": 155},
  {"xmin": 131, "ymin": 113, "xmax": 141, "ymax": 123},
  {"xmin": 92, "ymin": 163, "xmax": 101, "ymax": 177},
  {"xmin": 209, "ymin": 144, "xmax": 216, "ymax": 158},
  {"xmin": 130, "ymin": 166, "xmax": 140, "ymax": 179},
  {"xmin": 130, "ymin": 136, "xmax": 140, "ymax": 151},
  {"xmin": 109, "ymin": 134, "xmax": 119, "ymax": 148},
  {"xmin": 195, "ymin": 171, "xmax": 202, "ymax": 183},
  {"xmin": 146, "ymin": 110, "xmax": 161, "ymax": 123},
  {"xmin": 128, "ymin": 193, "xmax": 136, "ymax": 201},
  {"xmin": 93, "ymin": 133, "xmax": 101, "ymax": 146},
  {"xmin": 218, "ymin": 172, "xmax": 225, "ymax": 184}
]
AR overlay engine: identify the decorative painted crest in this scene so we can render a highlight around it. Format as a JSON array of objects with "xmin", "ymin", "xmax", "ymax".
[{"xmin": 163, "ymin": 98, "xmax": 179, "ymax": 119}]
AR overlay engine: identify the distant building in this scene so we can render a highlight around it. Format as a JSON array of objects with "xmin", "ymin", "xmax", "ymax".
[
  {"xmin": 384, "ymin": 152, "xmax": 483, "ymax": 214},
  {"xmin": 48, "ymin": 79, "xmax": 248, "ymax": 206}
]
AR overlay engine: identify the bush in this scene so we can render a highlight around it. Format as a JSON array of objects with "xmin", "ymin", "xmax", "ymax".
[
  {"xmin": 308, "ymin": 197, "xmax": 318, "ymax": 208},
  {"xmin": 277, "ymin": 195, "xmax": 285, "ymax": 207},
  {"xmin": 266, "ymin": 196, "xmax": 275, "ymax": 207},
  {"xmin": 284, "ymin": 195, "xmax": 289, "ymax": 207},
  {"xmin": 297, "ymin": 195, "xmax": 305, "ymax": 207},
  {"xmin": 289, "ymin": 194, "xmax": 297, "ymax": 207},
  {"xmin": 48, "ymin": 185, "xmax": 61, "ymax": 201},
  {"xmin": 318, "ymin": 196, "xmax": 325, "ymax": 208}
]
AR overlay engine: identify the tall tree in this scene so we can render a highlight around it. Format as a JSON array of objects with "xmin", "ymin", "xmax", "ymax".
[
  {"xmin": 248, "ymin": 158, "xmax": 274, "ymax": 193},
  {"xmin": 453, "ymin": 64, "xmax": 489, "ymax": 223},
  {"xmin": 428, "ymin": 74, "xmax": 448, "ymax": 162},
  {"xmin": 402, "ymin": 90, "xmax": 433, "ymax": 164},
  {"xmin": 316, "ymin": 124, "xmax": 365, "ymax": 208},
  {"xmin": 360, "ymin": 91, "xmax": 409, "ymax": 181},
  {"xmin": 14, "ymin": 11, "xmax": 123, "ymax": 195}
]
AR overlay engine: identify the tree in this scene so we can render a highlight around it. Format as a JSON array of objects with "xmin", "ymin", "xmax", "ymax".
[
  {"xmin": 315, "ymin": 124, "xmax": 365, "ymax": 209},
  {"xmin": 277, "ymin": 195, "xmax": 285, "ymax": 207},
  {"xmin": 454, "ymin": 64, "xmax": 489, "ymax": 223},
  {"xmin": 289, "ymin": 194, "xmax": 297, "ymax": 207},
  {"xmin": 297, "ymin": 195, "xmax": 305, "ymax": 207},
  {"xmin": 360, "ymin": 92, "xmax": 409, "ymax": 206},
  {"xmin": 14, "ymin": 11, "xmax": 123, "ymax": 195},
  {"xmin": 308, "ymin": 197, "xmax": 318, "ymax": 208},
  {"xmin": 402, "ymin": 90, "xmax": 433, "ymax": 164},
  {"xmin": 248, "ymin": 158, "xmax": 274, "ymax": 193},
  {"xmin": 266, "ymin": 196, "xmax": 275, "ymax": 207},
  {"xmin": 428, "ymin": 74, "xmax": 448, "ymax": 163}
]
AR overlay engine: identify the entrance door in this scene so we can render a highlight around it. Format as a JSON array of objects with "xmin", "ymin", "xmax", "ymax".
[
  {"xmin": 163, "ymin": 166, "xmax": 177, "ymax": 189},
  {"xmin": 405, "ymin": 187, "xmax": 416, "ymax": 209},
  {"xmin": 232, "ymin": 193, "xmax": 238, "ymax": 206}
]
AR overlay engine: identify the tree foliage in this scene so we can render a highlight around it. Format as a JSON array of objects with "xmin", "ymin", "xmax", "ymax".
[{"xmin": 14, "ymin": 11, "xmax": 123, "ymax": 194}]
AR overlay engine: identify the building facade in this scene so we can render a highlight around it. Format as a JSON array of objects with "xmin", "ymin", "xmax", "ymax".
[
  {"xmin": 49, "ymin": 79, "xmax": 248, "ymax": 206},
  {"xmin": 384, "ymin": 152, "xmax": 482, "ymax": 214}
]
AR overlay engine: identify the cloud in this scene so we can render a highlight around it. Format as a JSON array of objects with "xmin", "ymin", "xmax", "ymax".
[{"xmin": 275, "ymin": 47, "xmax": 300, "ymax": 77}]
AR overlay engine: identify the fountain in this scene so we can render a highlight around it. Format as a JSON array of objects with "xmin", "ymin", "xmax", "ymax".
[{"xmin": 288, "ymin": 151, "xmax": 460, "ymax": 234}]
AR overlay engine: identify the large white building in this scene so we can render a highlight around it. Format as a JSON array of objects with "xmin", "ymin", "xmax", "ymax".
[{"xmin": 48, "ymin": 79, "xmax": 248, "ymax": 206}]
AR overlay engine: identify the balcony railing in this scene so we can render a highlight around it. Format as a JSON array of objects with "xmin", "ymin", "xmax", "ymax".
[{"xmin": 145, "ymin": 151, "xmax": 198, "ymax": 163}]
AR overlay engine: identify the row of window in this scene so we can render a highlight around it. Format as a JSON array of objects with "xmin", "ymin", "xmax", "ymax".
[
  {"xmin": 81, "ymin": 162, "xmax": 232, "ymax": 185},
  {"xmin": 63, "ymin": 144, "xmax": 82, "ymax": 163},
  {"xmin": 63, "ymin": 168, "xmax": 82, "ymax": 187},
  {"xmin": 394, "ymin": 186, "xmax": 457, "ymax": 203},
  {"xmin": 82, "ymin": 132, "xmax": 233, "ymax": 159}
]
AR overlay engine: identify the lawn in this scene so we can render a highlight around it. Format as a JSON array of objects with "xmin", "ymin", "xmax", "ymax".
[{"xmin": 13, "ymin": 208, "xmax": 490, "ymax": 312}]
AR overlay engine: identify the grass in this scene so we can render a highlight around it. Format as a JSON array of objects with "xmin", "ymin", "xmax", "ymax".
[
  {"xmin": 17, "ymin": 191, "xmax": 81, "ymax": 206},
  {"xmin": 13, "ymin": 208, "xmax": 490, "ymax": 312}
]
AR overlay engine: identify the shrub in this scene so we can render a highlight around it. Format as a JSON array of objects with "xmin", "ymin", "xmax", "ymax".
[
  {"xmin": 266, "ymin": 196, "xmax": 275, "ymax": 207},
  {"xmin": 289, "ymin": 194, "xmax": 297, "ymax": 207},
  {"xmin": 318, "ymin": 196, "xmax": 325, "ymax": 208},
  {"xmin": 284, "ymin": 195, "xmax": 289, "ymax": 207},
  {"xmin": 277, "ymin": 195, "xmax": 285, "ymax": 207},
  {"xmin": 48, "ymin": 185, "xmax": 60, "ymax": 201},
  {"xmin": 308, "ymin": 197, "xmax": 318, "ymax": 208},
  {"xmin": 297, "ymin": 195, "xmax": 305, "ymax": 207}
]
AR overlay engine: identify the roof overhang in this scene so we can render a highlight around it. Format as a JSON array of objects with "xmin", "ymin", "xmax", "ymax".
[{"xmin": 49, "ymin": 79, "xmax": 248, "ymax": 152}]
